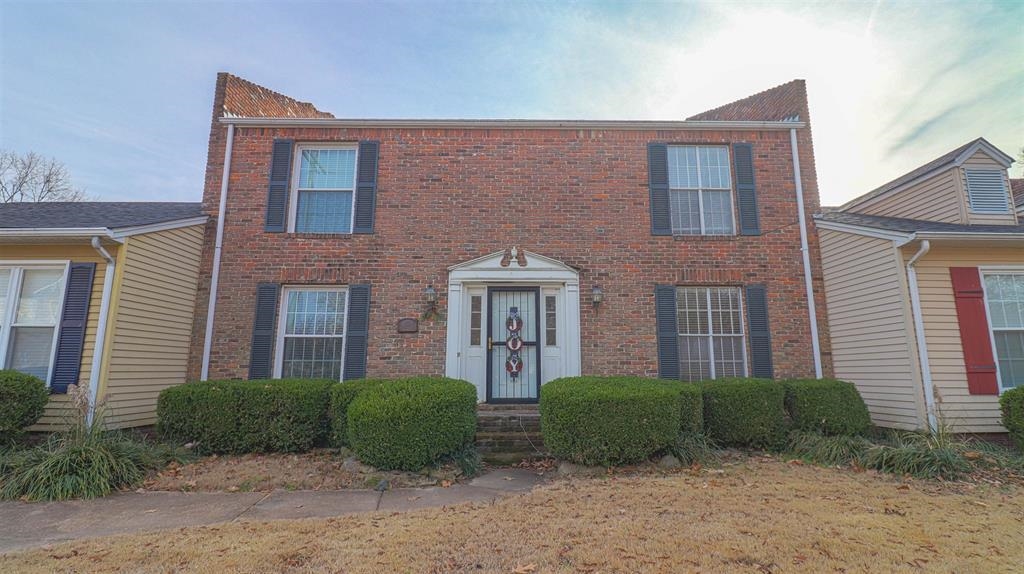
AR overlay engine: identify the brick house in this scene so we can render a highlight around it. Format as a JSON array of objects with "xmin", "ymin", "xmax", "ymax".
[{"xmin": 188, "ymin": 73, "xmax": 832, "ymax": 402}]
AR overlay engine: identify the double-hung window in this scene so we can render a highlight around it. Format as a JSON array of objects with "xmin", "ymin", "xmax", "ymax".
[
  {"xmin": 965, "ymin": 169, "xmax": 1010, "ymax": 214},
  {"xmin": 291, "ymin": 146, "xmax": 358, "ymax": 233},
  {"xmin": 668, "ymin": 145, "xmax": 735, "ymax": 235},
  {"xmin": 0, "ymin": 264, "xmax": 68, "ymax": 382},
  {"xmin": 677, "ymin": 286, "xmax": 746, "ymax": 381},
  {"xmin": 983, "ymin": 272, "xmax": 1024, "ymax": 390},
  {"xmin": 275, "ymin": 287, "xmax": 348, "ymax": 380}
]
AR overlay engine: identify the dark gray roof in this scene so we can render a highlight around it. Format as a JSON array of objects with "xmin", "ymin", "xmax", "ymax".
[
  {"xmin": 816, "ymin": 211, "xmax": 1024, "ymax": 234},
  {"xmin": 840, "ymin": 137, "xmax": 996, "ymax": 211},
  {"xmin": 0, "ymin": 202, "xmax": 204, "ymax": 229}
]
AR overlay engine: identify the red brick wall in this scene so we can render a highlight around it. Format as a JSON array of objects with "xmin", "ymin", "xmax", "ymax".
[{"xmin": 188, "ymin": 124, "xmax": 833, "ymax": 381}]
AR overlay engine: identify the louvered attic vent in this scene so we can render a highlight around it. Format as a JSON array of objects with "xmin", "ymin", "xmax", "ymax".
[{"xmin": 965, "ymin": 169, "xmax": 1010, "ymax": 213}]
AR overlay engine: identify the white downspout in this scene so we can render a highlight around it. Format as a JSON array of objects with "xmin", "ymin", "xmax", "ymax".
[
  {"xmin": 789, "ymin": 128, "xmax": 823, "ymax": 378},
  {"xmin": 200, "ymin": 122, "xmax": 234, "ymax": 380},
  {"xmin": 906, "ymin": 239, "xmax": 937, "ymax": 431},
  {"xmin": 88, "ymin": 236, "xmax": 116, "ymax": 427}
]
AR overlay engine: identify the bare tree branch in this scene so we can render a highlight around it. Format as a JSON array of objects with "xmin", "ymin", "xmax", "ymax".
[{"xmin": 0, "ymin": 150, "xmax": 89, "ymax": 203}]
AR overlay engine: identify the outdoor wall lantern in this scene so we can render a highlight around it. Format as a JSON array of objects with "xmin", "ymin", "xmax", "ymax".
[
  {"xmin": 592, "ymin": 285, "xmax": 604, "ymax": 307},
  {"xmin": 425, "ymin": 285, "xmax": 438, "ymax": 310}
]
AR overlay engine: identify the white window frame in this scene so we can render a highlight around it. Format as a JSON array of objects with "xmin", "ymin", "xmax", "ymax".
[
  {"xmin": 287, "ymin": 143, "xmax": 359, "ymax": 234},
  {"xmin": 677, "ymin": 286, "xmax": 748, "ymax": 381},
  {"xmin": 667, "ymin": 145, "xmax": 737, "ymax": 236},
  {"xmin": 980, "ymin": 266, "xmax": 1024, "ymax": 393},
  {"xmin": 273, "ymin": 285, "xmax": 350, "ymax": 381},
  {"xmin": 964, "ymin": 169, "xmax": 1011, "ymax": 214},
  {"xmin": 0, "ymin": 261, "xmax": 71, "ymax": 386}
]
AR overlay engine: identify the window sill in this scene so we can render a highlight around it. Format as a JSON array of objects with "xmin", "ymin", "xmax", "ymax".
[
  {"xmin": 670, "ymin": 234, "xmax": 740, "ymax": 241},
  {"xmin": 282, "ymin": 232, "xmax": 361, "ymax": 239}
]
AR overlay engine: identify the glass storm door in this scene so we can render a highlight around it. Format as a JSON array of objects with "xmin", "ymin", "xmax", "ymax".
[{"xmin": 487, "ymin": 287, "xmax": 541, "ymax": 402}]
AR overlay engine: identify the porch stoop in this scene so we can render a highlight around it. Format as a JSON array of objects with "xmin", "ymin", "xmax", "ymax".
[{"xmin": 476, "ymin": 404, "xmax": 545, "ymax": 465}]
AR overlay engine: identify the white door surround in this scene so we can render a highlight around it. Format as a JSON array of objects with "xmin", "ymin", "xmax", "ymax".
[{"xmin": 445, "ymin": 249, "xmax": 582, "ymax": 402}]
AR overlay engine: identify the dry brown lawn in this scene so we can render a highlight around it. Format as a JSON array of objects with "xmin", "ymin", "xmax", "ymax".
[{"xmin": 4, "ymin": 458, "xmax": 1023, "ymax": 573}]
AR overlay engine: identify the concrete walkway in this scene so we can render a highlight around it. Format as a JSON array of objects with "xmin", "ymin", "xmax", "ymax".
[{"xmin": 0, "ymin": 468, "xmax": 545, "ymax": 554}]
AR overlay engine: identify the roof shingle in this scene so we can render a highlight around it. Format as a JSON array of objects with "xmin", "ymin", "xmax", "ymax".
[
  {"xmin": 686, "ymin": 80, "xmax": 808, "ymax": 122},
  {"xmin": 816, "ymin": 211, "xmax": 1024, "ymax": 235},
  {"xmin": 219, "ymin": 73, "xmax": 333, "ymax": 119},
  {"xmin": 0, "ymin": 202, "xmax": 204, "ymax": 230}
]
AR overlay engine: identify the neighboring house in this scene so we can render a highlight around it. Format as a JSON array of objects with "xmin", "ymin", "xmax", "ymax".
[
  {"xmin": 1012, "ymin": 178, "xmax": 1023, "ymax": 216},
  {"xmin": 189, "ymin": 73, "xmax": 832, "ymax": 403},
  {"xmin": 0, "ymin": 202, "xmax": 207, "ymax": 428},
  {"xmin": 816, "ymin": 138, "xmax": 1023, "ymax": 433}
]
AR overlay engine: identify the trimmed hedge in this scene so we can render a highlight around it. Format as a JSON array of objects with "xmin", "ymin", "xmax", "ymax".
[
  {"xmin": 157, "ymin": 379, "xmax": 334, "ymax": 454},
  {"xmin": 327, "ymin": 379, "xmax": 392, "ymax": 447},
  {"xmin": 701, "ymin": 378, "xmax": 787, "ymax": 448},
  {"xmin": 1000, "ymin": 387, "xmax": 1024, "ymax": 451},
  {"xmin": 346, "ymin": 377, "xmax": 477, "ymax": 470},
  {"xmin": 784, "ymin": 378, "xmax": 871, "ymax": 436},
  {"xmin": 0, "ymin": 370, "xmax": 49, "ymax": 443},
  {"xmin": 540, "ymin": 376, "xmax": 701, "ymax": 466}
]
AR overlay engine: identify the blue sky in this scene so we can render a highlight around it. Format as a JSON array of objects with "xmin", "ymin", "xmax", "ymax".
[{"xmin": 2, "ymin": 1, "xmax": 1022, "ymax": 206}]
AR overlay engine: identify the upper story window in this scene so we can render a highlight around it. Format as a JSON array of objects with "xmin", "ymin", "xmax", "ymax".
[
  {"xmin": 668, "ymin": 145, "xmax": 735, "ymax": 235},
  {"xmin": 965, "ymin": 169, "xmax": 1010, "ymax": 214},
  {"xmin": 290, "ymin": 146, "xmax": 358, "ymax": 233},
  {"xmin": 0, "ymin": 265, "xmax": 67, "ymax": 382}
]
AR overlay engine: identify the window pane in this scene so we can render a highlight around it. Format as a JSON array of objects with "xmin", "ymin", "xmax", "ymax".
[
  {"xmin": 470, "ymin": 296, "xmax": 482, "ymax": 346},
  {"xmin": 670, "ymin": 190, "xmax": 701, "ymax": 235},
  {"xmin": 545, "ymin": 295, "xmax": 557, "ymax": 346},
  {"xmin": 702, "ymin": 190, "xmax": 734, "ymax": 235},
  {"xmin": 679, "ymin": 336, "xmax": 710, "ymax": 382},
  {"xmin": 0, "ymin": 269, "xmax": 10, "ymax": 326},
  {"xmin": 296, "ymin": 190, "xmax": 353, "ymax": 233},
  {"xmin": 985, "ymin": 274, "xmax": 1024, "ymax": 329},
  {"xmin": 7, "ymin": 326, "xmax": 55, "ymax": 380},
  {"xmin": 282, "ymin": 337, "xmax": 345, "ymax": 380},
  {"xmin": 994, "ymin": 331, "xmax": 1024, "ymax": 389},
  {"xmin": 16, "ymin": 269, "xmax": 65, "ymax": 325},
  {"xmin": 677, "ymin": 287, "xmax": 709, "ymax": 335},
  {"xmin": 668, "ymin": 146, "xmax": 699, "ymax": 189},
  {"xmin": 714, "ymin": 336, "xmax": 746, "ymax": 378},
  {"xmin": 299, "ymin": 149, "xmax": 356, "ymax": 189},
  {"xmin": 285, "ymin": 290, "xmax": 346, "ymax": 336},
  {"xmin": 709, "ymin": 287, "xmax": 743, "ymax": 335},
  {"xmin": 699, "ymin": 146, "xmax": 732, "ymax": 189}
]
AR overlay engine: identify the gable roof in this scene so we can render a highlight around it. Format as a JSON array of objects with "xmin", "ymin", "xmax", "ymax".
[
  {"xmin": 817, "ymin": 211, "xmax": 1024, "ymax": 235},
  {"xmin": 0, "ymin": 202, "xmax": 204, "ymax": 230},
  {"xmin": 218, "ymin": 73, "xmax": 333, "ymax": 119},
  {"xmin": 841, "ymin": 137, "xmax": 1015, "ymax": 211},
  {"xmin": 686, "ymin": 80, "xmax": 808, "ymax": 122}
]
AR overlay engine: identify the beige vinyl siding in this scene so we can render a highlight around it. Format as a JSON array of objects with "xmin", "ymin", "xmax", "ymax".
[
  {"xmin": 819, "ymin": 230, "xmax": 925, "ymax": 429},
  {"xmin": 958, "ymin": 150, "xmax": 1017, "ymax": 225},
  {"xmin": 852, "ymin": 166, "xmax": 964, "ymax": 223},
  {"xmin": 905, "ymin": 244, "xmax": 1024, "ymax": 433},
  {"xmin": 7, "ymin": 244, "xmax": 117, "ymax": 431},
  {"xmin": 102, "ymin": 225, "xmax": 204, "ymax": 428}
]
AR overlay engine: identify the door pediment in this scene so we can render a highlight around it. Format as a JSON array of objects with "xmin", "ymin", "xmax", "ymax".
[{"xmin": 448, "ymin": 249, "xmax": 579, "ymax": 282}]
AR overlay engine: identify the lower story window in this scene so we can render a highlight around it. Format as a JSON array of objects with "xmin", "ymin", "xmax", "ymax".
[
  {"xmin": 0, "ymin": 265, "xmax": 67, "ymax": 382},
  {"xmin": 278, "ymin": 287, "xmax": 348, "ymax": 380},
  {"xmin": 676, "ymin": 286, "xmax": 746, "ymax": 382},
  {"xmin": 984, "ymin": 272, "xmax": 1024, "ymax": 389}
]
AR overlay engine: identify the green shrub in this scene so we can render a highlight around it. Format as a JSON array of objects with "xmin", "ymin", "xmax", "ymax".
[
  {"xmin": 700, "ymin": 378, "xmax": 787, "ymax": 449},
  {"xmin": 157, "ymin": 379, "xmax": 334, "ymax": 454},
  {"xmin": 347, "ymin": 377, "xmax": 477, "ymax": 470},
  {"xmin": 540, "ymin": 376, "xmax": 696, "ymax": 466},
  {"xmin": 1000, "ymin": 387, "xmax": 1024, "ymax": 451},
  {"xmin": 783, "ymin": 378, "xmax": 871, "ymax": 436},
  {"xmin": 327, "ymin": 379, "xmax": 393, "ymax": 447},
  {"xmin": 677, "ymin": 382, "xmax": 704, "ymax": 434},
  {"xmin": 0, "ymin": 370, "xmax": 50, "ymax": 443},
  {"xmin": 786, "ymin": 430, "xmax": 873, "ymax": 466}
]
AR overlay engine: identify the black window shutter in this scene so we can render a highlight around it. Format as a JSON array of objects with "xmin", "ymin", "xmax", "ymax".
[
  {"xmin": 343, "ymin": 284, "xmax": 371, "ymax": 380},
  {"xmin": 745, "ymin": 284, "xmax": 774, "ymax": 378},
  {"xmin": 654, "ymin": 285, "xmax": 680, "ymax": 380},
  {"xmin": 265, "ymin": 139, "xmax": 294, "ymax": 233},
  {"xmin": 352, "ymin": 141, "xmax": 379, "ymax": 234},
  {"xmin": 248, "ymin": 283, "xmax": 280, "ymax": 379},
  {"xmin": 648, "ymin": 143, "xmax": 671, "ymax": 236},
  {"xmin": 733, "ymin": 143, "xmax": 760, "ymax": 235},
  {"xmin": 50, "ymin": 262, "xmax": 96, "ymax": 394}
]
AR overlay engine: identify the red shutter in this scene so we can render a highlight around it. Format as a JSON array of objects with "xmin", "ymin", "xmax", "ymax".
[{"xmin": 950, "ymin": 267, "xmax": 999, "ymax": 395}]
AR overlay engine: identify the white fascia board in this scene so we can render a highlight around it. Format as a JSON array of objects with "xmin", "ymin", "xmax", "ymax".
[
  {"xmin": 220, "ymin": 117, "xmax": 806, "ymax": 131},
  {"xmin": 110, "ymin": 216, "xmax": 209, "ymax": 238},
  {"xmin": 914, "ymin": 231, "xmax": 1024, "ymax": 242},
  {"xmin": 0, "ymin": 228, "xmax": 122, "ymax": 242},
  {"xmin": 812, "ymin": 219, "xmax": 913, "ymax": 242}
]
